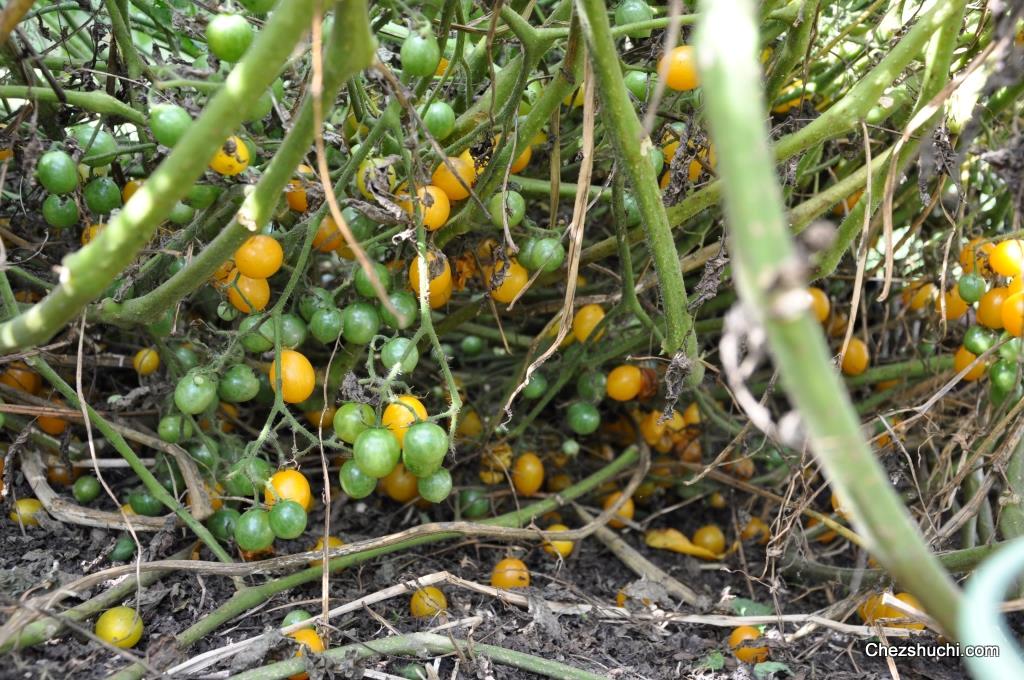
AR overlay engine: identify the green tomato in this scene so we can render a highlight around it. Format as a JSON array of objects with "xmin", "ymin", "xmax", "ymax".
[
  {"xmin": 149, "ymin": 104, "xmax": 192, "ymax": 147},
  {"xmin": 234, "ymin": 508, "xmax": 275, "ymax": 551},
  {"xmin": 530, "ymin": 237, "xmax": 565, "ymax": 273},
  {"xmin": 999, "ymin": 333, "xmax": 1023, "ymax": 361},
  {"xmin": 188, "ymin": 440, "xmax": 220, "ymax": 476},
  {"xmin": 36, "ymin": 150, "xmax": 78, "ymax": 194},
  {"xmin": 488, "ymin": 191, "xmax": 526, "ymax": 228},
  {"xmin": 992, "ymin": 382, "xmax": 1024, "ymax": 408},
  {"xmin": 42, "ymin": 194, "xmax": 79, "ymax": 229},
  {"xmin": 567, "ymin": 401, "xmax": 601, "ymax": 435},
  {"xmin": 239, "ymin": 315, "xmax": 274, "ymax": 353},
  {"xmin": 147, "ymin": 308, "xmax": 175, "ymax": 337},
  {"xmin": 417, "ymin": 467, "xmax": 452, "ymax": 503},
  {"xmin": 522, "ymin": 372, "xmax": 548, "ymax": 399},
  {"xmin": 333, "ymin": 402, "xmax": 375, "ymax": 443},
  {"xmin": 990, "ymin": 359, "xmax": 1019, "ymax": 393},
  {"xmin": 169, "ymin": 344, "xmax": 200, "ymax": 371},
  {"xmin": 268, "ymin": 500, "xmax": 308, "ymax": 539},
  {"xmin": 380, "ymin": 291, "xmax": 418, "ymax": 330},
  {"xmin": 71, "ymin": 125, "xmax": 117, "ymax": 166},
  {"xmin": 354, "ymin": 262, "xmax": 392, "ymax": 298},
  {"xmin": 342, "ymin": 302, "xmax": 381, "ymax": 345},
  {"xmin": 421, "ymin": 101, "xmax": 456, "ymax": 140},
  {"xmin": 614, "ymin": 0, "xmax": 654, "ymax": 37},
  {"xmin": 110, "ymin": 534, "xmax": 136, "ymax": 561},
  {"xmin": 459, "ymin": 488, "xmax": 490, "ymax": 518},
  {"xmin": 219, "ymin": 364, "xmax": 260, "ymax": 403},
  {"xmin": 460, "ymin": 335, "xmax": 484, "ymax": 356},
  {"xmin": 622, "ymin": 193, "xmax": 641, "ymax": 226},
  {"xmin": 624, "ymin": 71, "xmax": 650, "ymax": 100},
  {"xmin": 223, "ymin": 456, "xmax": 273, "ymax": 497},
  {"xmin": 299, "ymin": 287, "xmax": 334, "ymax": 321},
  {"xmin": 206, "ymin": 508, "xmax": 240, "ymax": 542},
  {"xmin": 206, "ymin": 14, "xmax": 254, "ymax": 62},
  {"xmin": 517, "ymin": 237, "xmax": 539, "ymax": 270},
  {"xmin": 353, "ymin": 427, "xmax": 401, "ymax": 478},
  {"xmin": 187, "ymin": 184, "xmax": 221, "ymax": 209},
  {"xmin": 128, "ymin": 488, "xmax": 164, "ymax": 517},
  {"xmin": 281, "ymin": 609, "xmax": 312, "ymax": 627},
  {"xmin": 168, "ymin": 201, "xmax": 196, "ymax": 225},
  {"xmin": 84, "ymin": 177, "xmax": 122, "ymax": 214},
  {"xmin": 964, "ymin": 326, "xmax": 997, "ymax": 356},
  {"xmin": 154, "ymin": 454, "xmax": 184, "ymax": 493},
  {"xmin": 380, "ymin": 337, "xmax": 419, "ymax": 374},
  {"xmin": 310, "ymin": 307, "xmax": 344, "ymax": 344},
  {"xmin": 648, "ymin": 147, "xmax": 664, "ymax": 176},
  {"xmin": 339, "ymin": 459, "xmax": 377, "ymax": 499},
  {"xmin": 576, "ymin": 370, "xmax": 607, "ymax": 402},
  {"xmin": 401, "ymin": 422, "xmax": 448, "ymax": 477},
  {"xmin": 174, "ymin": 370, "xmax": 219, "ymax": 415},
  {"xmin": 72, "ymin": 475, "xmax": 101, "ymax": 504},
  {"xmin": 958, "ymin": 273, "xmax": 986, "ymax": 304},
  {"xmin": 401, "ymin": 33, "xmax": 441, "ymax": 77},
  {"xmin": 275, "ymin": 313, "xmax": 308, "ymax": 348},
  {"xmin": 158, "ymin": 414, "xmax": 192, "ymax": 443}
]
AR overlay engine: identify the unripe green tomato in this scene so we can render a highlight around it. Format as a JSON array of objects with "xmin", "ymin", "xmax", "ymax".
[
  {"xmin": 206, "ymin": 508, "xmax": 240, "ymax": 542},
  {"xmin": 531, "ymin": 237, "xmax": 565, "ymax": 273},
  {"xmin": 614, "ymin": 0, "xmax": 654, "ymax": 38},
  {"xmin": 149, "ymin": 104, "xmax": 193, "ymax": 147},
  {"xmin": 958, "ymin": 273, "xmax": 986, "ymax": 304},
  {"xmin": 990, "ymin": 359, "xmax": 1020, "ymax": 393},
  {"xmin": 129, "ymin": 488, "xmax": 163, "ymax": 516},
  {"xmin": 421, "ymin": 101, "xmax": 456, "ymax": 140},
  {"xmin": 234, "ymin": 508, "xmax": 275, "ymax": 551},
  {"xmin": 522, "ymin": 372, "xmax": 548, "ymax": 399},
  {"xmin": 158, "ymin": 414, "xmax": 192, "ymax": 443},
  {"xmin": 622, "ymin": 193, "xmax": 641, "ymax": 226},
  {"xmin": 169, "ymin": 345, "xmax": 200, "ymax": 371},
  {"xmin": 459, "ymin": 488, "xmax": 490, "ymax": 518},
  {"xmin": 187, "ymin": 184, "xmax": 221, "ymax": 209},
  {"xmin": 354, "ymin": 262, "xmax": 392, "ymax": 298},
  {"xmin": 110, "ymin": 534, "xmax": 136, "ymax": 561},
  {"xmin": 991, "ymin": 382, "xmax": 1024, "ymax": 408},
  {"xmin": 206, "ymin": 14, "xmax": 254, "ymax": 63},
  {"xmin": 219, "ymin": 364, "xmax": 260, "ymax": 403},
  {"xmin": 333, "ymin": 402, "xmax": 375, "ymax": 443},
  {"xmin": 460, "ymin": 335, "xmax": 484, "ymax": 356},
  {"xmin": 380, "ymin": 337, "xmax": 419, "ymax": 374},
  {"xmin": 174, "ymin": 370, "xmax": 219, "ymax": 414},
  {"xmin": 36, "ymin": 150, "xmax": 78, "ymax": 194},
  {"xmin": 72, "ymin": 475, "xmax": 101, "ymax": 504},
  {"xmin": 71, "ymin": 125, "xmax": 117, "ymax": 166},
  {"xmin": 83, "ymin": 177, "xmax": 122, "ymax": 215},
  {"xmin": 567, "ymin": 401, "xmax": 601, "ymax": 435},
  {"xmin": 339, "ymin": 459, "xmax": 376, "ymax": 498},
  {"xmin": 624, "ymin": 71, "xmax": 650, "ymax": 100},
  {"xmin": 517, "ymin": 237, "xmax": 539, "ymax": 270},
  {"xmin": 648, "ymin": 147, "xmax": 664, "ymax": 176},
  {"xmin": 299, "ymin": 287, "xmax": 334, "ymax": 322},
  {"xmin": 400, "ymin": 33, "xmax": 441, "ymax": 77},
  {"xmin": 576, "ymin": 370, "xmax": 607, "ymax": 402},
  {"xmin": 342, "ymin": 302, "xmax": 381, "ymax": 345},
  {"xmin": 417, "ymin": 467, "xmax": 452, "ymax": 503},
  {"xmin": 218, "ymin": 301, "xmax": 240, "ymax": 321},
  {"xmin": 964, "ymin": 326, "xmax": 997, "ymax": 356},
  {"xmin": 188, "ymin": 440, "xmax": 220, "ymax": 476},
  {"xmin": 168, "ymin": 201, "xmax": 196, "ymax": 225},
  {"xmin": 310, "ymin": 307, "xmax": 344, "ymax": 344},
  {"xmin": 999, "ymin": 333, "xmax": 1023, "ymax": 362},
  {"xmin": 380, "ymin": 291, "xmax": 419, "ymax": 330},
  {"xmin": 281, "ymin": 609, "xmax": 312, "ymax": 627},
  {"xmin": 42, "ymin": 194, "xmax": 80, "ymax": 228},
  {"xmin": 222, "ymin": 456, "xmax": 273, "ymax": 497},
  {"xmin": 488, "ymin": 191, "xmax": 526, "ymax": 228},
  {"xmin": 353, "ymin": 427, "xmax": 401, "ymax": 478},
  {"xmin": 268, "ymin": 499, "xmax": 307, "ymax": 539}
]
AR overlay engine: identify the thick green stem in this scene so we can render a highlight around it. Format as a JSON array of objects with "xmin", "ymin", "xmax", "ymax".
[
  {"xmin": 0, "ymin": 0, "xmax": 314, "ymax": 353},
  {"xmin": 0, "ymin": 85, "xmax": 144, "ymax": 125},
  {"xmin": 764, "ymin": 0, "xmax": 820, "ymax": 102},
  {"xmin": 574, "ymin": 0, "xmax": 698, "ymax": 367},
  {"xmin": 102, "ymin": 0, "xmax": 145, "ymax": 79},
  {"xmin": 696, "ymin": 0, "xmax": 961, "ymax": 638}
]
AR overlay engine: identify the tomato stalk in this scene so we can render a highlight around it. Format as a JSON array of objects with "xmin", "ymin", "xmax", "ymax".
[
  {"xmin": 696, "ymin": 0, "xmax": 962, "ymax": 638},
  {"xmin": 0, "ymin": 85, "xmax": 145, "ymax": 125}
]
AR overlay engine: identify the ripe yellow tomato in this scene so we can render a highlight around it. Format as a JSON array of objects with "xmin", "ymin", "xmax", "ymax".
[
  {"xmin": 692, "ymin": 524, "xmax": 725, "ymax": 554},
  {"xmin": 658, "ymin": 46, "xmax": 699, "ymax": 91},
  {"xmin": 1003, "ymin": 291, "xmax": 1024, "ymax": 337},
  {"xmin": 431, "ymin": 151, "xmax": 477, "ymax": 201},
  {"xmin": 902, "ymin": 281, "xmax": 936, "ymax": 311},
  {"xmin": 289, "ymin": 627, "xmax": 325, "ymax": 680},
  {"xmin": 9, "ymin": 497, "xmax": 44, "ymax": 525},
  {"xmin": 490, "ymin": 557, "xmax": 530, "ymax": 588},
  {"xmin": 409, "ymin": 251, "xmax": 453, "ymax": 309},
  {"xmin": 382, "ymin": 395, "xmax": 427, "ymax": 446},
  {"xmin": 381, "ymin": 463, "xmax": 419, "ymax": 503},
  {"xmin": 961, "ymin": 238, "xmax": 995, "ymax": 276},
  {"xmin": 409, "ymin": 586, "xmax": 447, "ymax": 617},
  {"xmin": 990, "ymin": 239, "xmax": 1024, "ymax": 277},
  {"xmin": 400, "ymin": 185, "xmax": 451, "ymax": 231},
  {"xmin": 38, "ymin": 397, "xmax": 69, "ymax": 436},
  {"xmin": 312, "ymin": 216, "xmax": 344, "ymax": 252},
  {"xmin": 81, "ymin": 223, "xmax": 104, "ymax": 246},
  {"xmin": 265, "ymin": 469, "xmax": 313, "ymax": 510},
  {"xmin": 935, "ymin": 286, "xmax": 968, "ymax": 320},
  {"xmin": 269, "ymin": 350, "xmax": 316, "ymax": 403},
  {"xmin": 132, "ymin": 347, "xmax": 160, "ymax": 376},
  {"xmin": 772, "ymin": 79, "xmax": 807, "ymax": 114},
  {"xmin": 235, "ymin": 235, "xmax": 284, "ymax": 279},
  {"xmin": 512, "ymin": 452, "xmax": 545, "ymax": 496},
  {"xmin": 573, "ymin": 304, "xmax": 606, "ymax": 342},
  {"xmin": 209, "ymin": 136, "xmax": 250, "ymax": 176},
  {"xmin": 831, "ymin": 188, "xmax": 863, "ymax": 217},
  {"xmin": 606, "ymin": 365, "xmax": 643, "ymax": 401},
  {"xmin": 486, "ymin": 259, "xmax": 529, "ymax": 304},
  {"xmin": 978, "ymin": 287, "xmax": 1008, "ymax": 329},
  {"xmin": 122, "ymin": 179, "xmax": 143, "ymax": 203},
  {"xmin": 543, "ymin": 523, "xmax": 574, "ymax": 558},
  {"xmin": 0, "ymin": 362, "xmax": 41, "ymax": 394},
  {"xmin": 603, "ymin": 491, "xmax": 634, "ymax": 529},
  {"xmin": 226, "ymin": 270, "xmax": 270, "ymax": 313},
  {"xmin": 806, "ymin": 287, "xmax": 830, "ymax": 323},
  {"xmin": 840, "ymin": 338, "xmax": 870, "ymax": 376},
  {"xmin": 95, "ymin": 606, "xmax": 144, "ymax": 649},
  {"xmin": 740, "ymin": 517, "xmax": 770, "ymax": 544},
  {"xmin": 954, "ymin": 345, "xmax": 986, "ymax": 381},
  {"xmin": 309, "ymin": 535, "xmax": 343, "ymax": 567},
  {"xmin": 355, "ymin": 157, "xmax": 397, "ymax": 200},
  {"xmin": 728, "ymin": 625, "xmax": 769, "ymax": 663}
]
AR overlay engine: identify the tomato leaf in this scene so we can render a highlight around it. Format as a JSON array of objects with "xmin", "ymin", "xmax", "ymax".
[
  {"xmin": 730, "ymin": 597, "xmax": 773, "ymax": 617},
  {"xmin": 697, "ymin": 650, "xmax": 725, "ymax": 671},
  {"xmin": 754, "ymin": 661, "xmax": 792, "ymax": 678}
]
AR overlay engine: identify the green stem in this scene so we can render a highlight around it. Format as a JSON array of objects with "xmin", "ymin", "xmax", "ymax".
[
  {"xmin": 574, "ymin": 0, "xmax": 698, "ymax": 367},
  {"xmin": 231, "ymin": 633, "xmax": 609, "ymax": 680},
  {"xmin": 764, "ymin": 0, "xmax": 820, "ymax": 102},
  {"xmin": 0, "ymin": 85, "xmax": 145, "ymax": 125},
  {"xmin": 696, "ymin": 0, "xmax": 961, "ymax": 637},
  {"xmin": 102, "ymin": 0, "xmax": 146, "ymax": 80}
]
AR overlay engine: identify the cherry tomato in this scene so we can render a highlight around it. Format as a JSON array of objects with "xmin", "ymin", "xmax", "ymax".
[
  {"xmin": 409, "ymin": 251, "xmax": 453, "ymax": 309},
  {"xmin": 341, "ymin": 302, "xmax": 381, "ymax": 344},
  {"xmin": 333, "ymin": 402, "xmax": 375, "ymax": 444},
  {"xmin": 310, "ymin": 307, "xmax": 343, "ymax": 344},
  {"xmin": 381, "ymin": 290, "xmax": 419, "ymax": 329},
  {"xmin": 491, "ymin": 557, "xmax": 530, "ymax": 588},
  {"xmin": 209, "ymin": 135, "xmax": 250, "ymax": 176},
  {"xmin": 380, "ymin": 337, "xmax": 419, "ymax": 374},
  {"xmin": 95, "ymin": 606, "xmax": 144, "ymax": 649},
  {"xmin": 401, "ymin": 33, "xmax": 441, "ymax": 77},
  {"xmin": 606, "ymin": 365, "xmax": 643, "ymax": 401},
  {"xmin": 522, "ymin": 372, "xmax": 548, "ymax": 400},
  {"xmin": 71, "ymin": 125, "xmax": 116, "ymax": 165},
  {"xmin": 417, "ymin": 467, "xmax": 452, "ymax": 503},
  {"xmin": 840, "ymin": 338, "xmax": 870, "ymax": 376},
  {"xmin": 958, "ymin": 273, "xmax": 987, "ymax": 304},
  {"xmin": 149, "ymin": 103, "xmax": 192, "ymax": 147},
  {"xmin": 954, "ymin": 345, "xmax": 986, "ymax": 381},
  {"xmin": 36, "ymin": 150, "xmax": 78, "ymax": 194},
  {"xmin": 311, "ymin": 216, "xmax": 344, "ymax": 252},
  {"xmin": 431, "ymin": 152, "xmax": 476, "ymax": 201},
  {"xmin": 487, "ymin": 191, "xmax": 526, "ymax": 228},
  {"xmin": 281, "ymin": 609, "xmax": 312, "ymax": 627},
  {"xmin": 486, "ymin": 259, "xmax": 529, "ymax": 304},
  {"xmin": 935, "ymin": 286, "xmax": 969, "ymax": 320},
  {"xmin": 692, "ymin": 524, "xmax": 726, "ymax": 554},
  {"xmin": 422, "ymin": 101, "xmax": 456, "ymax": 140},
  {"xmin": 1004, "ymin": 291, "xmax": 1024, "ymax": 337},
  {"xmin": 42, "ymin": 194, "xmax": 79, "ymax": 229},
  {"xmin": 72, "ymin": 475, "xmax": 101, "ymax": 504},
  {"xmin": 9, "ymin": 497, "xmax": 44, "ymax": 526},
  {"xmin": 400, "ymin": 422, "xmax": 447, "ymax": 478},
  {"xmin": 567, "ymin": 401, "xmax": 600, "ymax": 435},
  {"xmin": 206, "ymin": 14, "xmax": 253, "ymax": 62},
  {"xmin": 381, "ymin": 463, "xmax": 419, "ymax": 503},
  {"xmin": 382, "ymin": 395, "xmax": 428, "ymax": 446},
  {"xmin": 512, "ymin": 452, "xmax": 544, "ymax": 496},
  {"xmin": 573, "ymin": 304, "xmax": 606, "ymax": 342},
  {"xmin": 265, "ymin": 469, "xmax": 313, "ymax": 510},
  {"xmin": 806, "ymin": 287, "xmax": 830, "ymax": 323},
  {"xmin": 268, "ymin": 499, "xmax": 308, "ymax": 540},
  {"xmin": 174, "ymin": 369, "xmax": 219, "ymax": 414},
  {"xmin": 658, "ymin": 46, "xmax": 699, "ymax": 91},
  {"xmin": 356, "ymin": 157, "xmax": 397, "ymax": 200},
  {"xmin": 353, "ymin": 262, "xmax": 392, "ymax": 298},
  {"xmin": 0, "ymin": 362, "xmax": 41, "ymax": 394},
  {"xmin": 218, "ymin": 364, "xmax": 260, "ymax": 403},
  {"xmin": 459, "ymin": 488, "xmax": 490, "ymax": 518},
  {"xmin": 410, "ymin": 586, "xmax": 447, "ymax": 617},
  {"xmin": 529, "ymin": 238, "xmax": 565, "ymax": 273},
  {"xmin": 740, "ymin": 517, "xmax": 771, "ymax": 544},
  {"xmin": 206, "ymin": 507, "xmax": 240, "ymax": 541},
  {"xmin": 354, "ymin": 427, "xmax": 401, "ymax": 478},
  {"xmin": 603, "ymin": 491, "xmax": 634, "ymax": 529},
  {"xmin": 132, "ymin": 347, "xmax": 160, "ymax": 376},
  {"xmin": 223, "ymin": 456, "xmax": 274, "ymax": 497},
  {"xmin": 728, "ymin": 625, "xmax": 769, "ymax": 663},
  {"xmin": 289, "ymin": 627, "xmax": 325, "ymax": 680},
  {"xmin": 989, "ymin": 359, "xmax": 1018, "ymax": 393},
  {"xmin": 235, "ymin": 235, "xmax": 284, "ymax": 279},
  {"xmin": 615, "ymin": 0, "xmax": 654, "ymax": 37},
  {"xmin": 964, "ymin": 326, "xmax": 997, "ymax": 356},
  {"xmin": 226, "ymin": 270, "xmax": 270, "ymax": 313},
  {"xmin": 269, "ymin": 349, "xmax": 316, "ymax": 403},
  {"xmin": 158, "ymin": 414, "xmax": 192, "ymax": 443},
  {"xmin": 339, "ymin": 459, "xmax": 377, "ymax": 498},
  {"xmin": 542, "ymin": 523, "xmax": 574, "ymax": 558},
  {"xmin": 991, "ymin": 239, "xmax": 1024, "ymax": 277},
  {"xmin": 235, "ymin": 508, "xmax": 275, "ymax": 551},
  {"xmin": 978, "ymin": 287, "xmax": 1008, "ymax": 330},
  {"xmin": 400, "ymin": 185, "xmax": 450, "ymax": 231}
]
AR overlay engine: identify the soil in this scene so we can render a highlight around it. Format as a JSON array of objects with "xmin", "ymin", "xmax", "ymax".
[{"xmin": 0, "ymin": 472, "xmax": 979, "ymax": 680}]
